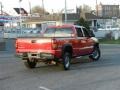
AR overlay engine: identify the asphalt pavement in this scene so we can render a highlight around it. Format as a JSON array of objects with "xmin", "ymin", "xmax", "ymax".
[{"xmin": 0, "ymin": 44, "xmax": 120, "ymax": 90}]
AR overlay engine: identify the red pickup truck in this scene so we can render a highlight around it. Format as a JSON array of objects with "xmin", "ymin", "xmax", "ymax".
[{"xmin": 16, "ymin": 25, "xmax": 101, "ymax": 70}]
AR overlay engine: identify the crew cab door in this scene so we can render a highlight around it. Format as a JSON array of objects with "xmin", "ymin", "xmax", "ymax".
[
  {"xmin": 82, "ymin": 28, "xmax": 94, "ymax": 54},
  {"xmin": 75, "ymin": 27, "xmax": 87, "ymax": 56}
]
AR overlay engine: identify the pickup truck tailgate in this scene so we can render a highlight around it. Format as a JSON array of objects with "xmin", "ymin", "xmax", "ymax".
[{"xmin": 16, "ymin": 38, "xmax": 52, "ymax": 52}]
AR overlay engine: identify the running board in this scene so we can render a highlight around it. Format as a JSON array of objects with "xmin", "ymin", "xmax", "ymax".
[{"xmin": 75, "ymin": 56, "xmax": 82, "ymax": 59}]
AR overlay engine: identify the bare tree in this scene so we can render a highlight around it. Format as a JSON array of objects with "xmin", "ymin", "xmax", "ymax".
[
  {"xmin": 31, "ymin": 5, "xmax": 49, "ymax": 16},
  {"xmin": 82, "ymin": 4, "xmax": 92, "ymax": 13},
  {"xmin": 79, "ymin": 4, "xmax": 92, "ymax": 19}
]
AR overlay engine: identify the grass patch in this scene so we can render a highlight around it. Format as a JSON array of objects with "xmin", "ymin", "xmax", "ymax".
[{"xmin": 99, "ymin": 38, "xmax": 120, "ymax": 44}]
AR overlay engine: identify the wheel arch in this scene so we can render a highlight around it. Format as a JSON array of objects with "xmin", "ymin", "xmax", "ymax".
[
  {"xmin": 94, "ymin": 43, "xmax": 100, "ymax": 48},
  {"xmin": 62, "ymin": 44, "xmax": 73, "ymax": 57}
]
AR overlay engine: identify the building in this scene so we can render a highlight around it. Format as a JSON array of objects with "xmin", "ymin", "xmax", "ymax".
[
  {"xmin": 22, "ymin": 7, "xmax": 81, "ymax": 28},
  {"xmin": 97, "ymin": 3, "xmax": 119, "ymax": 18},
  {"xmin": 84, "ymin": 13, "xmax": 101, "ymax": 31},
  {"xmin": 61, "ymin": 7, "xmax": 80, "ymax": 24},
  {"xmin": 84, "ymin": 13, "xmax": 119, "ymax": 29}
]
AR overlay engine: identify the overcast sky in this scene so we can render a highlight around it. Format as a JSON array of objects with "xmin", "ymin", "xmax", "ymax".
[{"xmin": 0, "ymin": 0, "xmax": 119, "ymax": 14}]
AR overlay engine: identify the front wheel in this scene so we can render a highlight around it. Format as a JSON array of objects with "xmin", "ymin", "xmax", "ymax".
[
  {"xmin": 89, "ymin": 46, "xmax": 101, "ymax": 61},
  {"xmin": 63, "ymin": 52, "xmax": 71, "ymax": 70},
  {"xmin": 24, "ymin": 59, "xmax": 37, "ymax": 69}
]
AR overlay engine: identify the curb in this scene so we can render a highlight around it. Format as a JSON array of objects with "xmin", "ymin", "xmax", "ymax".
[
  {"xmin": 0, "ymin": 54, "xmax": 15, "ymax": 58},
  {"xmin": 0, "ymin": 51, "xmax": 15, "ymax": 58}
]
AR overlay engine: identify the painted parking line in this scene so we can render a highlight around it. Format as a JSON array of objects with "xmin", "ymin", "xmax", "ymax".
[{"xmin": 39, "ymin": 86, "xmax": 51, "ymax": 90}]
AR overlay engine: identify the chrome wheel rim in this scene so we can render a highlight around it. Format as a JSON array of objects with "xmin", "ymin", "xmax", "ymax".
[
  {"xmin": 65, "ymin": 55, "xmax": 70, "ymax": 68},
  {"xmin": 92, "ymin": 49, "xmax": 99, "ymax": 59}
]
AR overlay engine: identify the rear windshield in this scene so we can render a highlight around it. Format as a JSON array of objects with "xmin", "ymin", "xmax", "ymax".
[{"xmin": 43, "ymin": 27, "xmax": 73, "ymax": 37}]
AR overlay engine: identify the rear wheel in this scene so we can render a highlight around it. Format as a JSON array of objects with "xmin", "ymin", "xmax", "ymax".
[
  {"xmin": 24, "ymin": 59, "xmax": 37, "ymax": 69},
  {"xmin": 63, "ymin": 52, "xmax": 71, "ymax": 70},
  {"xmin": 89, "ymin": 46, "xmax": 101, "ymax": 61}
]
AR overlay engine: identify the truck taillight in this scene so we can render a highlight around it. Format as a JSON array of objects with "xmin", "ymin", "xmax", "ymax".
[
  {"xmin": 52, "ymin": 39, "xmax": 58, "ymax": 50},
  {"xmin": 15, "ymin": 40, "xmax": 18, "ymax": 48}
]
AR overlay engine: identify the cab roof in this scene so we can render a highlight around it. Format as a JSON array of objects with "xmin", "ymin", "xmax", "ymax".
[{"xmin": 47, "ymin": 24, "xmax": 84, "ymax": 28}]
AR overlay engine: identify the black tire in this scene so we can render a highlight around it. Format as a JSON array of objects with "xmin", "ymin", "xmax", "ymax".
[
  {"xmin": 63, "ymin": 52, "xmax": 71, "ymax": 70},
  {"xmin": 24, "ymin": 59, "xmax": 37, "ymax": 69},
  {"xmin": 89, "ymin": 46, "xmax": 101, "ymax": 61}
]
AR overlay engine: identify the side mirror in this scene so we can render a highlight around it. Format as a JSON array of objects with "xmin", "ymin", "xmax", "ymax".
[{"xmin": 90, "ymin": 30, "xmax": 95, "ymax": 37}]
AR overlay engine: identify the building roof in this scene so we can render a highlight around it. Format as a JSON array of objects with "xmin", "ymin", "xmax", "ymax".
[
  {"xmin": 48, "ymin": 24, "xmax": 83, "ymax": 28},
  {"xmin": 23, "ymin": 15, "xmax": 60, "ymax": 24},
  {"xmin": 85, "ymin": 13, "xmax": 101, "ymax": 20},
  {"xmin": 102, "ymin": 4, "xmax": 119, "ymax": 7},
  {"xmin": 13, "ymin": 8, "xmax": 28, "ymax": 15},
  {"xmin": 85, "ymin": 13, "xmax": 120, "ymax": 19}
]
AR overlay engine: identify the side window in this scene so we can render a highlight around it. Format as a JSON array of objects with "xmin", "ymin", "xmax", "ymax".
[
  {"xmin": 56, "ymin": 28, "xmax": 73, "ymax": 35},
  {"xmin": 76, "ymin": 27, "xmax": 83, "ymax": 37},
  {"xmin": 83, "ymin": 28, "xmax": 90, "ymax": 37}
]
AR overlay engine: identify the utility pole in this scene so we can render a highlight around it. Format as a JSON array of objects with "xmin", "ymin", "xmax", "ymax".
[
  {"xmin": 0, "ymin": 2, "xmax": 3, "ymax": 31},
  {"xmin": 65, "ymin": 0, "xmax": 67, "ymax": 23},
  {"xmin": 28, "ymin": 0, "xmax": 32, "ymax": 15},
  {"xmin": 96, "ymin": 0, "xmax": 98, "ymax": 16},
  {"xmin": 0, "ymin": 2, "xmax": 2, "ymax": 15},
  {"xmin": 19, "ymin": 0, "xmax": 22, "ymax": 34},
  {"xmin": 42, "ymin": 0, "xmax": 44, "ymax": 16}
]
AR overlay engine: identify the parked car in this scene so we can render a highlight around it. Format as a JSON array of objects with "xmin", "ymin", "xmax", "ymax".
[{"xmin": 16, "ymin": 24, "xmax": 101, "ymax": 70}]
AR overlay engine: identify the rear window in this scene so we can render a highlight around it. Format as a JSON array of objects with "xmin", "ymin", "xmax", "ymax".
[{"xmin": 43, "ymin": 27, "xmax": 73, "ymax": 37}]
